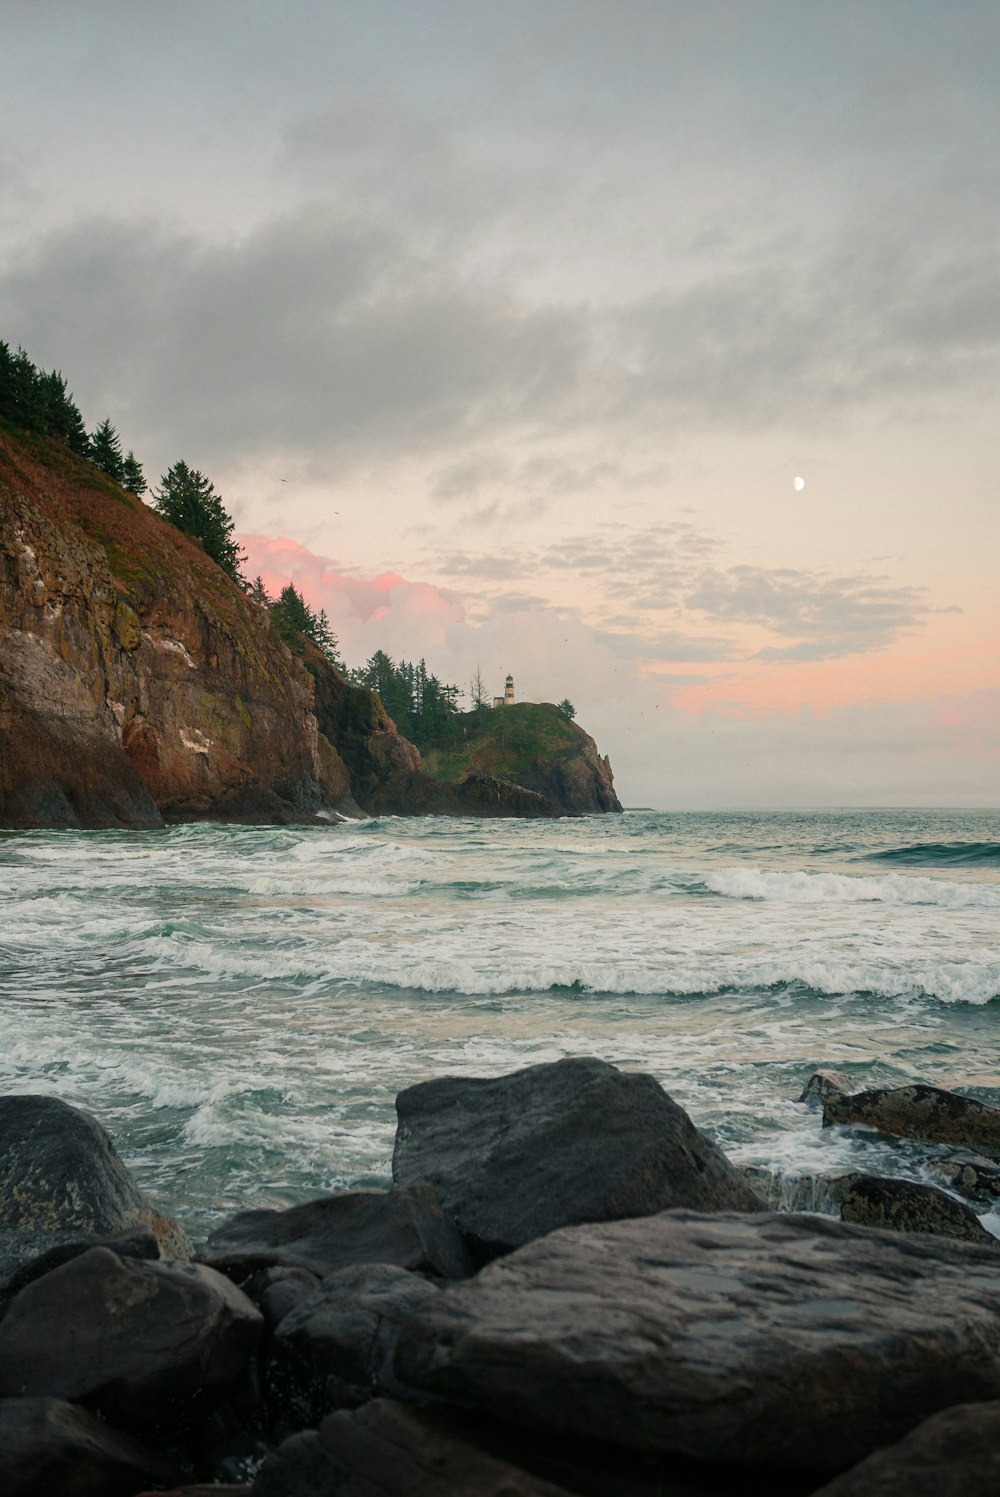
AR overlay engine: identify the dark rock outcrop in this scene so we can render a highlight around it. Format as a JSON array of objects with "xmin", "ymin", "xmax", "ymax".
[
  {"xmin": 201, "ymin": 1183, "xmax": 472, "ymax": 1283},
  {"xmin": 837, "ymin": 1172, "xmax": 996, "ymax": 1245},
  {"xmin": 0, "ymin": 1093, "xmax": 190, "ymax": 1294},
  {"xmin": 811, "ymin": 1400, "xmax": 1000, "ymax": 1496},
  {"xmin": 268, "ymin": 1263, "xmax": 440, "ymax": 1422},
  {"xmin": 0, "ymin": 1246, "xmax": 262, "ymax": 1435},
  {"xmin": 824, "ymin": 1083, "xmax": 1000, "ymax": 1159},
  {"xmin": 933, "ymin": 1150, "xmax": 1000, "ymax": 1201},
  {"xmin": 392, "ymin": 1057, "xmax": 761, "ymax": 1266},
  {"xmin": 394, "ymin": 1208, "xmax": 1000, "ymax": 1476},
  {"xmin": 251, "ymin": 1399, "xmax": 574, "ymax": 1497},
  {"xmin": 0, "ymin": 1396, "xmax": 181, "ymax": 1497}
]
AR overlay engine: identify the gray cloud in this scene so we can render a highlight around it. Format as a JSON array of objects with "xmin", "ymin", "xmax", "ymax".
[{"xmin": 687, "ymin": 565, "xmax": 940, "ymax": 658}]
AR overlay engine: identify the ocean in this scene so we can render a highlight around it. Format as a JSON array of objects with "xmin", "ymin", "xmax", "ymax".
[{"xmin": 1, "ymin": 808, "xmax": 999, "ymax": 1237}]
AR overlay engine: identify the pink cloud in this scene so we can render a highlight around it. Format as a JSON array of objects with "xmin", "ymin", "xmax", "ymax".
[{"xmin": 240, "ymin": 534, "xmax": 466, "ymax": 659}]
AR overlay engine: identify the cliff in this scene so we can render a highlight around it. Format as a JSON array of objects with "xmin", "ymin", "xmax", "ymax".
[
  {"xmin": 0, "ymin": 428, "xmax": 348, "ymax": 828},
  {"xmin": 0, "ymin": 427, "xmax": 620, "ymax": 827}
]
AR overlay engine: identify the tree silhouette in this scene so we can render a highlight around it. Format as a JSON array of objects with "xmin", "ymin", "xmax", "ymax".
[{"xmin": 153, "ymin": 460, "xmax": 245, "ymax": 582}]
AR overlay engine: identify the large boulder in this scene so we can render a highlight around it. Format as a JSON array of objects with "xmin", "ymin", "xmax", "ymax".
[
  {"xmin": 200, "ymin": 1183, "xmax": 471, "ymax": 1283},
  {"xmin": 392, "ymin": 1057, "xmax": 760, "ymax": 1265},
  {"xmin": 0, "ymin": 1397, "xmax": 180, "ymax": 1497},
  {"xmin": 268, "ymin": 1262, "xmax": 440, "ymax": 1423},
  {"xmin": 251, "ymin": 1398, "xmax": 574, "ymax": 1497},
  {"xmin": 394, "ymin": 1209, "xmax": 1000, "ymax": 1477},
  {"xmin": 811, "ymin": 1400, "xmax": 1000, "ymax": 1496},
  {"xmin": 0, "ymin": 1094, "xmax": 191, "ymax": 1293},
  {"xmin": 823, "ymin": 1083, "xmax": 1000, "ymax": 1158},
  {"xmin": 0, "ymin": 1246, "xmax": 262, "ymax": 1435}
]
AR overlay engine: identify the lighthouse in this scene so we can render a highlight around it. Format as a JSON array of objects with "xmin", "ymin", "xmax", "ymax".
[{"xmin": 504, "ymin": 673, "xmax": 515, "ymax": 705}]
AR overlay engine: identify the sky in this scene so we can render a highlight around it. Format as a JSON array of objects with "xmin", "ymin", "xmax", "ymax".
[{"xmin": 2, "ymin": 0, "xmax": 997, "ymax": 807}]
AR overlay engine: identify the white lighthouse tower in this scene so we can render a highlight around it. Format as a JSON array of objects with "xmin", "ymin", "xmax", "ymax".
[{"xmin": 504, "ymin": 673, "xmax": 515, "ymax": 705}]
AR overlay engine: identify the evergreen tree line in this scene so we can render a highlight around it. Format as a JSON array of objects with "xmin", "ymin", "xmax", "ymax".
[
  {"xmin": 246, "ymin": 576, "xmax": 344, "ymax": 668},
  {"xmin": 349, "ymin": 651, "xmax": 463, "ymax": 750},
  {"xmin": 0, "ymin": 341, "xmax": 146, "ymax": 496}
]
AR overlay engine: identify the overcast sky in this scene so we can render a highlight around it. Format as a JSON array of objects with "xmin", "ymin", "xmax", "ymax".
[{"xmin": 2, "ymin": 1, "xmax": 997, "ymax": 806}]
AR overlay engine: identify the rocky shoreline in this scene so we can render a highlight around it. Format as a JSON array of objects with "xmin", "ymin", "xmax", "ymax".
[{"xmin": 3, "ymin": 1057, "xmax": 1000, "ymax": 1495}]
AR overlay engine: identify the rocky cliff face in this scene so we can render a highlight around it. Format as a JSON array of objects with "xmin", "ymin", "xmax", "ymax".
[
  {"xmin": 0, "ymin": 431, "xmax": 347, "ymax": 827},
  {"xmin": 0, "ymin": 429, "xmax": 621, "ymax": 827}
]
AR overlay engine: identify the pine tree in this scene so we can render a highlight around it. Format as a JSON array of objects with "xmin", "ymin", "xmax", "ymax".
[
  {"xmin": 89, "ymin": 418, "xmax": 125, "ymax": 484},
  {"xmin": 247, "ymin": 575, "xmax": 271, "ymax": 607},
  {"xmin": 557, "ymin": 698, "xmax": 576, "ymax": 721},
  {"xmin": 153, "ymin": 460, "xmax": 245, "ymax": 583},
  {"xmin": 121, "ymin": 451, "xmax": 147, "ymax": 496},
  {"xmin": 40, "ymin": 370, "xmax": 90, "ymax": 454}
]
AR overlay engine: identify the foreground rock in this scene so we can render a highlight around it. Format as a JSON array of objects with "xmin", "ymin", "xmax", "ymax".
[
  {"xmin": 251, "ymin": 1399, "xmax": 574, "ymax": 1497},
  {"xmin": 268, "ymin": 1263, "xmax": 440, "ymax": 1424},
  {"xmin": 0, "ymin": 1246, "xmax": 262, "ymax": 1435},
  {"xmin": 395, "ymin": 1209, "xmax": 1000, "ymax": 1476},
  {"xmin": 0, "ymin": 1397, "xmax": 180, "ymax": 1497},
  {"xmin": 812, "ymin": 1400, "xmax": 1000, "ymax": 1496},
  {"xmin": 0, "ymin": 1093, "xmax": 191, "ymax": 1293},
  {"xmin": 201, "ymin": 1183, "xmax": 471, "ymax": 1283},
  {"xmin": 393, "ymin": 1057, "xmax": 760, "ymax": 1265},
  {"xmin": 824, "ymin": 1083, "xmax": 1000, "ymax": 1159}
]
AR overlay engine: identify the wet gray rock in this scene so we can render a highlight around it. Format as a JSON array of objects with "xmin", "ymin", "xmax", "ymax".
[
  {"xmin": 395, "ymin": 1208, "xmax": 1000, "ymax": 1476},
  {"xmin": 246, "ymin": 1265, "xmax": 321, "ymax": 1329},
  {"xmin": 799, "ymin": 1069, "xmax": 856, "ymax": 1107},
  {"xmin": 0, "ymin": 1396, "xmax": 181, "ymax": 1497},
  {"xmin": 836, "ymin": 1172, "xmax": 996, "ymax": 1246},
  {"xmin": 0, "ymin": 1093, "xmax": 191, "ymax": 1293},
  {"xmin": 0, "ymin": 1223, "xmax": 160, "ymax": 1309},
  {"xmin": 268, "ymin": 1262, "xmax": 440, "ymax": 1424},
  {"xmin": 201, "ymin": 1183, "xmax": 471, "ymax": 1283},
  {"xmin": 811, "ymin": 1400, "xmax": 1000, "ymax": 1496},
  {"xmin": 0, "ymin": 1245, "xmax": 262, "ymax": 1435},
  {"xmin": 393, "ymin": 1057, "xmax": 760, "ymax": 1266},
  {"xmin": 823, "ymin": 1083, "xmax": 1000, "ymax": 1159},
  {"xmin": 251, "ymin": 1398, "xmax": 574, "ymax": 1497}
]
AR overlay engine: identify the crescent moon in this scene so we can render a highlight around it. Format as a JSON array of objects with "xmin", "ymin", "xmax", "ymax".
[{"xmin": 793, "ymin": 476, "xmax": 805, "ymax": 492}]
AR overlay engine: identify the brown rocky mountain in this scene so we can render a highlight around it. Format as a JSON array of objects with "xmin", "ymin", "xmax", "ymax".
[{"xmin": 0, "ymin": 428, "xmax": 620, "ymax": 827}]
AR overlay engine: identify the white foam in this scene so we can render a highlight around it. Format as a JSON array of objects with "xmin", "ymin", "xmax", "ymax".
[{"xmin": 703, "ymin": 867, "xmax": 1000, "ymax": 909}]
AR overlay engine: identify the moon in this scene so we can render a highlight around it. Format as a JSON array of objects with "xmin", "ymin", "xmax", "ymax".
[{"xmin": 793, "ymin": 475, "xmax": 805, "ymax": 492}]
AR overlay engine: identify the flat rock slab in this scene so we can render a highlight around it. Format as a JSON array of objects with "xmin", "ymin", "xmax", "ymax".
[
  {"xmin": 251, "ymin": 1398, "xmax": 574, "ymax": 1497},
  {"xmin": 201, "ymin": 1183, "xmax": 471, "ymax": 1282},
  {"xmin": 824, "ymin": 1083, "xmax": 1000, "ymax": 1159},
  {"xmin": 393, "ymin": 1057, "xmax": 760, "ymax": 1265},
  {"xmin": 394, "ymin": 1209, "xmax": 1000, "ymax": 1476},
  {"xmin": 0, "ymin": 1245, "xmax": 262, "ymax": 1435},
  {"xmin": 270, "ymin": 1262, "xmax": 440, "ymax": 1421},
  {"xmin": 0, "ymin": 1093, "xmax": 190, "ymax": 1290},
  {"xmin": 0, "ymin": 1396, "xmax": 180, "ymax": 1497},
  {"xmin": 811, "ymin": 1400, "xmax": 1000, "ymax": 1496}
]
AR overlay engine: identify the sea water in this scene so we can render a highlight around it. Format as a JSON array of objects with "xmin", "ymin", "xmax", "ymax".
[{"xmin": 1, "ymin": 808, "xmax": 998, "ymax": 1237}]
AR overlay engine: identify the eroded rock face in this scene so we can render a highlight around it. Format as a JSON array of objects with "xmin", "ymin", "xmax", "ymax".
[
  {"xmin": 393, "ymin": 1057, "xmax": 761, "ymax": 1265},
  {"xmin": 0, "ymin": 1094, "xmax": 190, "ymax": 1294},
  {"xmin": 811, "ymin": 1400, "xmax": 1000, "ymax": 1497},
  {"xmin": 0, "ymin": 1246, "xmax": 262, "ymax": 1435},
  {"xmin": 0, "ymin": 434, "xmax": 343, "ymax": 826},
  {"xmin": 823, "ymin": 1084, "xmax": 1000, "ymax": 1159},
  {"xmin": 251, "ymin": 1399, "xmax": 574, "ymax": 1497},
  {"xmin": 394, "ymin": 1209, "xmax": 1000, "ymax": 1476},
  {"xmin": 201, "ymin": 1183, "xmax": 472, "ymax": 1283},
  {"xmin": 0, "ymin": 1397, "xmax": 181, "ymax": 1497}
]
